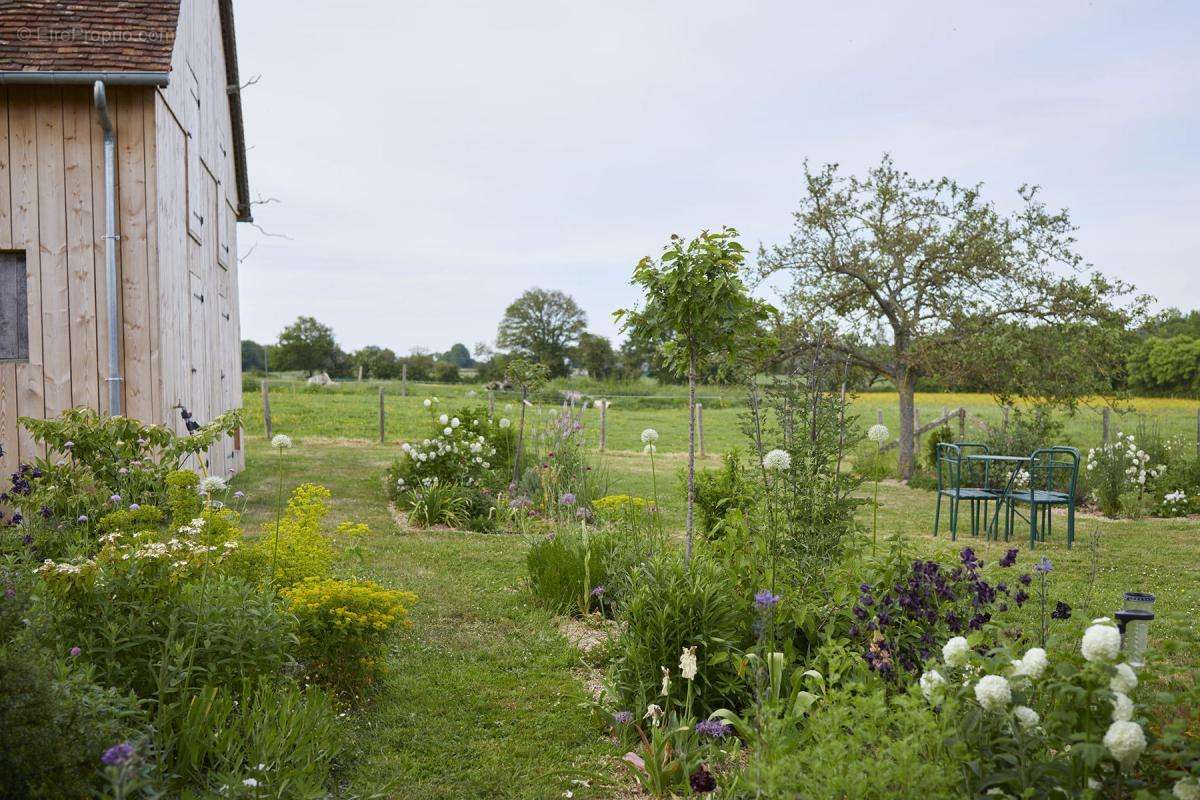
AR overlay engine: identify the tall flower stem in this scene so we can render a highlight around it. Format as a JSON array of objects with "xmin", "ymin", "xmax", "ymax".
[
  {"xmin": 271, "ymin": 447, "xmax": 285, "ymax": 582},
  {"xmin": 872, "ymin": 477, "xmax": 880, "ymax": 556}
]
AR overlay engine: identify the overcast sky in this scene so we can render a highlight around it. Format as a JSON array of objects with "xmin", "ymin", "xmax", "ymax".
[{"xmin": 233, "ymin": 0, "xmax": 1198, "ymax": 355}]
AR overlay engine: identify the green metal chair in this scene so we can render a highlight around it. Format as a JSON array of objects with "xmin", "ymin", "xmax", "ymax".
[
  {"xmin": 934, "ymin": 442, "xmax": 997, "ymax": 539},
  {"xmin": 1004, "ymin": 446, "xmax": 1080, "ymax": 548}
]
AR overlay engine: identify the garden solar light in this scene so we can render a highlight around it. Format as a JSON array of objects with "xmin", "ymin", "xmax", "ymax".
[{"xmin": 1115, "ymin": 592, "xmax": 1155, "ymax": 668}]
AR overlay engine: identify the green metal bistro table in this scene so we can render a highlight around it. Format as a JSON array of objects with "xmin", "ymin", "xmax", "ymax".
[{"xmin": 962, "ymin": 454, "xmax": 1031, "ymax": 541}]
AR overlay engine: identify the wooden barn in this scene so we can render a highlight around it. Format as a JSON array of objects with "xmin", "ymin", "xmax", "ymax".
[{"xmin": 0, "ymin": 0, "xmax": 251, "ymax": 479}]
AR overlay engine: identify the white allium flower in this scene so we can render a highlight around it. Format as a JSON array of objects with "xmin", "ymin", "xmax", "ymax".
[
  {"xmin": 1011, "ymin": 647, "xmax": 1048, "ymax": 680},
  {"xmin": 919, "ymin": 669, "xmax": 946, "ymax": 701},
  {"xmin": 1103, "ymin": 720, "xmax": 1147, "ymax": 767},
  {"xmin": 243, "ymin": 778, "xmax": 260, "ymax": 787},
  {"xmin": 1110, "ymin": 662, "xmax": 1138, "ymax": 694},
  {"xmin": 199, "ymin": 475, "xmax": 227, "ymax": 494},
  {"xmin": 443, "ymin": 427, "xmax": 453, "ymax": 436},
  {"xmin": 499, "ymin": 417, "xmax": 511, "ymax": 428},
  {"xmin": 1174, "ymin": 778, "xmax": 1200, "ymax": 800},
  {"xmin": 679, "ymin": 646, "xmax": 698, "ymax": 681},
  {"xmin": 439, "ymin": 413, "xmax": 449, "ymax": 425},
  {"xmin": 1082, "ymin": 623, "xmax": 1122, "ymax": 663},
  {"xmin": 942, "ymin": 636, "xmax": 970, "ymax": 667},
  {"xmin": 763, "ymin": 449, "xmax": 792, "ymax": 471},
  {"xmin": 423, "ymin": 398, "xmax": 432, "ymax": 408},
  {"xmin": 1014, "ymin": 705, "xmax": 1040, "ymax": 731},
  {"xmin": 271, "ymin": 433, "xmax": 293, "ymax": 450},
  {"xmin": 641, "ymin": 428, "xmax": 659, "ymax": 444},
  {"xmin": 643, "ymin": 444, "xmax": 656, "ymax": 455},
  {"xmin": 451, "ymin": 417, "xmax": 460, "ymax": 428},
  {"xmin": 1111, "ymin": 691, "xmax": 1134, "ymax": 722},
  {"xmin": 974, "ymin": 674, "xmax": 1012, "ymax": 712},
  {"xmin": 867, "ymin": 424, "xmax": 890, "ymax": 444}
]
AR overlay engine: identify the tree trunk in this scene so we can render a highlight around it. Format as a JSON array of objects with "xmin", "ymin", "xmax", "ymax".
[
  {"xmin": 686, "ymin": 351, "xmax": 697, "ymax": 563},
  {"xmin": 514, "ymin": 388, "xmax": 527, "ymax": 486},
  {"xmin": 897, "ymin": 370, "xmax": 917, "ymax": 480}
]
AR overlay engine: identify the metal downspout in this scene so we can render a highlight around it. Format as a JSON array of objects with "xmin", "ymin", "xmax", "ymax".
[{"xmin": 93, "ymin": 81, "xmax": 122, "ymax": 416}]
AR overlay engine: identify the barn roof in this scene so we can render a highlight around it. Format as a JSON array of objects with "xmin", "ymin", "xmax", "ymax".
[{"xmin": 0, "ymin": 0, "xmax": 252, "ymax": 221}]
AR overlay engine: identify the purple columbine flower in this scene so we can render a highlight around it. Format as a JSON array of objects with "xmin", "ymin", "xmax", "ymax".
[
  {"xmin": 590, "ymin": 585, "xmax": 605, "ymax": 597},
  {"xmin": 999, "ymin": 548, "xmax": 1018, "ymax": 568},
  {"xmin": 1018, "ymin": 573, "xmax": 1032, "ymax": 586},
  {"xmin": 695, "ymin": 720, "xmax": 732, "ymax": 738},
  {"xmin": 69, "ymin": 646, "xmax": 82, "ymax": 657},
  {"xmin": 613, "ymin": 710, "xmax": 634, "ymax": 725},
  {"xmin": 101, "ymin": 742, "xmax": 135, "ymax": 767},
  {"xmin": 559, "ymin": 492, "xmax": 576, "ymax": 506},
  {"xmin": 1034, "ymin": 556, "xmax": 1053, "ymax": 574},
  {"xmin": 754, "ymin": 590, "xmax": 782, "ymax": 610},
  {"xmin": 1051, "ymin": 600, "xmax": 1072, "ymax": 620}
]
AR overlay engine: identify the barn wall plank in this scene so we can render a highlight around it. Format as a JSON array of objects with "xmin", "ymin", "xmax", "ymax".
[
  {"xmin": 36, "ymin": 88, "xmax": 73, "ymax": 421},
  {"xmin": 115, "ymin": 87, "xmax": 153, "ymax": 422},
  {"xmin": 63, "ymin": 88, "xmax": 100, "ymax": 412},
  {"xmin": 0, "ymin": 86, "xmax": 18, "ymax": 480}
]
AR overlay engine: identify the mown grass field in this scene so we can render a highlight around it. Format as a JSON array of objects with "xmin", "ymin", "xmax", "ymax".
[{"xmin": 244, "ymin": 378, "xmax": 1200, "ymax": 457}]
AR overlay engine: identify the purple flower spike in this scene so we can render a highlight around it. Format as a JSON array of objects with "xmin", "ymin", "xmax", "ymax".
[
  {"xmin": 695, "ymin": 720, "xmax": 732, "ymax": 738},
  {"xmin": 613, "ymin": 710, "xmax": 634, "ymax": 725},
  {"xmin": 1034, "ymin": 556, "xmax": 1053, "ymax": 574},
  {"xmin": 559, "ymin": 492, "xmax": 576, "ymax": 506},
  {"xmin": 754, "ymin": 590, "xmax": 782, "ymax": 610},
  {"xmin": 590, "ymin": 585, "xmax": 606, "ymax": 597},
  {"xmin": 101, "ymin": 742, "xmax": 135, "ymax": 766},
  {"xmin": 69, "ymin": 646, "xmax": 82, "ymax": 657}
]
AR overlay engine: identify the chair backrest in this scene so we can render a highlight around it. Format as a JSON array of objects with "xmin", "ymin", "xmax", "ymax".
[
  {"xmin": 955, "ymin": 441, "xmax": 991, "ymax": 487},
  {"xmin": 935, "ymin": 442, "xmax": 962, "ymax": 493},
  {"xmin": 1027, "ymin": 446, "xmax": 1080, "ymax": 497}
]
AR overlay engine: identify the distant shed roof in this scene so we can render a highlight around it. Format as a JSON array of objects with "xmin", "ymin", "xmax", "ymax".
[{"xmin": 0, "ymin": 1, "xmax": 180, "ymax": 75}]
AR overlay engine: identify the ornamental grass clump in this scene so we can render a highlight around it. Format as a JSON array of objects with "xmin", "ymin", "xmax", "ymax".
[{"xmin": 282, "ymin": 577, "xmax": 416, "ymax": 697}]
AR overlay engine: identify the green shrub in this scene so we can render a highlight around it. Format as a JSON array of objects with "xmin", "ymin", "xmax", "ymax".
[
  {"xmin": 254, "ymin": 483, "xmax": 335, "ymax": 586},
  {"xmin": 165, "ymin": 469, "xmax": 203, "ymax": 525},
  {"xmin": 924, "ymin": 425, "xmax": 955, "ymax": 469},
  {"xmin": 690, "ymin": 450, "xmax": 759, "ymax": 537},
  {"xmin": 0, "ymin": 646, "xmax": 146, "ymax": 800},
  {"xmin": 282, "ymin": 577, "xmax": 416, "ymax": 697},
  {"xmin": 609, "ymin": 555, "xmax": 750, "ymax": 718},
  {"xmin": 97, "ymin": 503, "xmax": 165, "ymax": 534},
  {"xmin": 157, "ymin": 679, "xmax": 344, "ymax": 797}
]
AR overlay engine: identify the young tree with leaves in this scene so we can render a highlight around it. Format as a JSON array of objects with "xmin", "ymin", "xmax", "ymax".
[
  {"xmin": 759, "ymin": 155, "xmax": 1143, "ymax": 479},
  {"xmin": 616, "ymin": 227, "xmax": 773, "ymax": 561},
  {"xmin": 504, "ymin": 356, "xmax": 550, "ymax": 484}
]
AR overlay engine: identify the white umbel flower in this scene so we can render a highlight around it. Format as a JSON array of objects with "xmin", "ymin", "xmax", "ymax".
[
  {"xmin": 198, "ymin": 475, "xmax": 227, "ymax": 494},
  {"xmin": 867, "ymin": 424, "xmax": 890, "ymax": 444},
  {"xmin": 641, "ymin": 428, "xmax": 659, "ymax": 444},
  {"xmin": 1111, "ymin": 691, "xmax": 1134, "ymax": 722},
  {"xmin": 1174, "ymin": 778, "xmax": 1200, "ymax": 800},
  {"xmin": 270, "ymin": 434, "xmax": 293, "ymax": 450},
  {"xmin": 763, "ymin": 449, "xmax": 792, "ymax": 471},
  {"xmin": 974, "ymin": 674, "xmax": 1012, "ymax": 712},
  {"xmin": 919, "ymin": 669, "xmax": 946, "ymax": 701},
  {"xmin": 1110, "ymin": 662, "xmax": 1138, "ymax": 694},
  {"xmin": 679, "ymin": 646, "xmax": 697, "ymax": 681},
  {"xmin": 1103, "ymin": 720, "xmax": 1146, "ymax": 767},
  {"xmin": 942, "ymin": 636, "xmax": 970, "ymax": 667},
  {"xmin": 1011, "ymin": 647, "xmax": 1048, "ymax": 680},
  {"xmin": 1082, "ymin": 623, "xmax": 1122, "ymax": 663},
  {"xmin": 1014, "ymin": 705, "xmax": 1040, "ymax": 731}
]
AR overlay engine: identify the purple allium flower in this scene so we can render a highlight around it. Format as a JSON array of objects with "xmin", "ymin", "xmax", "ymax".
[
  {"xmin": 613, "ymin": 710, "xmax": 633, "ymax": 725},
  {"xmin": 559, "ymin": 492, "xmax": 576, "ymax": 506},
  {"xmin": 128, "ymin": 503, "xmax": 140, "ymax": 511},
  {"xmin": 69, "ymin": 646, "xmax": 82, "ymax": 657},
  {"xmin": 101, "ymin": 742, "xmax": 135, "ymax": 766},
  {"xmin": 1051, "ymin": 600, "xmax": 1072, "ymax": 620},
  {"xmin": 233, "ymin": 491, "xmax": 245, "ymax": 499},
  {"xmin": 109, "ymin": 494, "xmax": 121, "ymax": 504},
  {"xmin": 63, "ymin": 440, "xmax": 74, "ymax": 449},
  {"xmin": 695, "ymin": 720, "xmax": 732, "ymax": 738},
  {"xmin": 1034, "ymin": 556, "xmax": 1053, "ymax": 574},
  {"xmin": 77, "ymin": 515, "xmax": 88, "ymax": 524},
  {"xmin": 999, "ymin": 548, "xmax": 1018, "ymax": 568},
  {"xmin": 754, "ymin": 590, "xmax": 782, "ymax": 610},
  {"xmin": 4, "ymin": 586, "xmax": 15, "ymax": 599},
  {"xmin": 590, "ymin": 585, "xmax": 605, "ymax": 597}
]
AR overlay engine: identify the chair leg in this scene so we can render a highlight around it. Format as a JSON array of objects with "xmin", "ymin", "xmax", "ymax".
[
  {"xmin": 934, "ymin": 493, "xmax": 942, "ymax": 537},
  {"xmin": 950, "ymin": 497, "xmax": 958, "ymax": 541},
  {"xmin": 1067, "ymin": 502, "xmax": 1075, "ymax": 549},
  {"xmin": 1029, "ymin": 502, "xmax": 1038, "ymax": 549}
]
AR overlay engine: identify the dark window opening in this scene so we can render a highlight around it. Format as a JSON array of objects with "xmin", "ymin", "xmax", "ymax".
[{"xmin": 0, "ymin": 250, "xmax": 29, "ymax": 362}]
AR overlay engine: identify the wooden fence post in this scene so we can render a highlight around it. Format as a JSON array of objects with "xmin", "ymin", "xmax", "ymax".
[
  {"xmin": 1195, "ymin": 408, "xmax": 1199, "ymax": 457},
  {"xmin": 488, "ymin": 389, "xmax": 495, "ymax": 417},
  {"xmin": 378, "ymin": 387, "xmax": 386, "ymax": 444},
  {"xmin": 401, "ymin": 363, "xmax": 408, "ymax": 397},
  {"xmin": 1102, "ymin": 407, "xmax": 1110, "ymax": 444},
  {"xmin": 876, "ymin": 409, "xmax": 884, "ymax": 426},
  {"xmin": 958, "ymin": 407, "xmax": 966, "ymax": 438},
  {"xmin": 261, "ymin": 380, "xmax": 272, "ymax": 440},
  {"xmin": 357, "ymin": 364, "xmax": 363, "ymax": 382},
  {"xmin": 1002, "ymin": 407, "xmax": 1010, "ymax": 436},
  {"xmin": 697, "ymin": 403, "xmax": 705, "ymax": 458},
  {"xmin": 599, "ymin": 400, "xmax": 607, "ymax": 452}
]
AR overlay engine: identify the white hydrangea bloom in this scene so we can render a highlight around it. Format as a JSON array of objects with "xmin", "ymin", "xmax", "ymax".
[
  {"xmin": 942, "ymin": 636, "xmax": 970, "ymax": 667},
  {"xmin": 641, "ymin": 428, "xmax": 659, "ymax": 444},
  {"xmin": 1174, "ymin": 778, "xmax": 1200, "ymax": 800},
  {"xmin": 1011, "ymin": 647, "xmax": 1048, "ymax": 680},
  {"xmin": 1111, "ymin": 691, "xmax": 1134, "ymax": 722},
  {"xmin": 1110, "ymin": 662, "xmax": 1138, "ymax": 694},
  {"xmin": 974, "ymin": 675, "xmax": 1012, "ymax": 712},
  {"xmin": 270, "ymin": 434, "xmax": 293, "ymax": 450},
  {"xmin": 1082, "ymin": 623, "xmax": 1122, "ymax": 663},
  {"xmin": 919, "ymin": 669, "xmax": 946, "ymax": 701},
  {"xmin": 1103, "ymin": 720, "xmax": 1146, "ymax": 767},
  {"xmin": 1014, "ymin": 705, "xmax": 1040, "ymax": 731},
  {"xmin": 763, "ymin": 449, "xmax": 792, "ymax": 471},
  {"xmin": 867, "ymin": 424, "xmax": 890, "ymax": 444}
]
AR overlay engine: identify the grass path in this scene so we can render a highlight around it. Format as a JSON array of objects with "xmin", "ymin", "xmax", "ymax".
[{"xmin": 233, "ymin": 441, "xmax": 612, "ymax": 800}]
